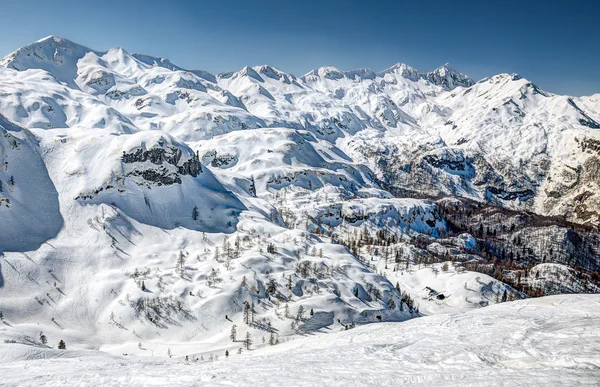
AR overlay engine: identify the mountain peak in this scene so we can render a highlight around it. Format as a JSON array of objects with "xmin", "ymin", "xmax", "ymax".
[
  {"xmin": 304, "ymin": 65, "xmax": 346, "ymax": 80},
  {"xmin": 36, "ymin": 35, "xmax": 63, "ymax": 43},
  {"xmin": 378, "ymin": 62, "xmax": 419, "ymax": 80},
  {"xmin": 425, "ymin": 63, "xmax": 474, "ymax": 89},
  {"xmin": 345, "ymin": 68, "xmax": 377, "ymax": 80},
  {"xmin": 0, "ymin": 36, "xmax": 98, "ymax": 87}
]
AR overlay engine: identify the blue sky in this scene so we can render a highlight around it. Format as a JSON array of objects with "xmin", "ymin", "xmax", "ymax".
[{"xmin": 0, "ymin": 0, "xmax": 597, "ymax": 95}]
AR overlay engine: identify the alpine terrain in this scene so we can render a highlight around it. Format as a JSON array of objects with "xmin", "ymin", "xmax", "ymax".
[{"xmin": 0, "ymin": 36, "xmax": 599, "ymax": 386}]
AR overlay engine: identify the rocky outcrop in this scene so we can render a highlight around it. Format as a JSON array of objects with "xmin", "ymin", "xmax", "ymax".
[{"xmin": 121, "ymin": 146, "xmax": 202, "ymax": 180}]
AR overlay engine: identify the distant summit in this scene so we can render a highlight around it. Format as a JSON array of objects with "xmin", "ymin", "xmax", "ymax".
[{"xmin": 424, "ymin": 63, "xmax": 475, "ymax": 90}]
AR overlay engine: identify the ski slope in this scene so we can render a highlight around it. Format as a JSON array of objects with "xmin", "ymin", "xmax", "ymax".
[{"xmin": 1, "ymin": 294, "xmax": 598, "ymax": 386}]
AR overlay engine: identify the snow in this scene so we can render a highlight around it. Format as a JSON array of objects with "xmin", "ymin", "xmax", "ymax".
[
  {"xmin": 0, "ymin": 35, "xmax": 598, "ymax": 385},
  {"xmin": 0, "ymin": 116, "xmax": 62, "ymax": 251},
  {"xmin": 0, "ymin": 37, "xmax": 598, "ymax": 225},
  {"xmin": 1, "ymin": 295, "xmax": 598, "ymax": 386},
  {"xmin": 388, "ymin": 262, "xmax": 518, "ymax": 315}
]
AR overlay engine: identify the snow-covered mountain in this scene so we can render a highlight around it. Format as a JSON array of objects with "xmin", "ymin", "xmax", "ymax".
[
  {"xmin": 4, "ymin": 36, "xmax": 598, "ymax": 223},
  {"xmin": 0, "ymin": 36, "xmax": 598, "ymax": 366}
]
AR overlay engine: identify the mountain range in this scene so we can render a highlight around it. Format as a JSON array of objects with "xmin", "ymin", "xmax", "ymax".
[{"xmin": 0, "ymin": 36, "xmax": 599, "ymax": 366}]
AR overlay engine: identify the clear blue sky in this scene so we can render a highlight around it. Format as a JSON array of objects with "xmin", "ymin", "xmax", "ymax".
[{"xmin": 0, "ymin": 0, "xmax": 598, "ymax": 95}]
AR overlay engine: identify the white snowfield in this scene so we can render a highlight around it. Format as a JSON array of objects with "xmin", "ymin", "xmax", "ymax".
[{"xmin": 0, "ymin": 294, "xmax": 598, "ymax": 386}]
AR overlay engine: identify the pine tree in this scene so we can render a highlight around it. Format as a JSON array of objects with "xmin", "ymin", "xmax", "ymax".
[
  {"xmin": 208, "ymin": 268, "xmax": 220, "ymax": 286},
  {"xmin": 230, "ymin": 325, "xmax": 237, "ymax": 342},
  {"xmin": 296, "ymin": 305, "xmax": 305, "ymax": 321},
  {"xmin": 141, "ymin": 281, "xmax": 146, "ymax": 291},
  {"xmin": 243, "ymin": 302, "xmax": 251, "ymax": 324},
  {"xmin": 177, "ymin": 251, "xmax": 186, "ymax": 277},
  {"xmin": 244, "ymin": 332, "xmax": 252, "ymax": 350},
  {"xmin": 225, "ymin": 350, "xmax": 229, "ymax": 358}
]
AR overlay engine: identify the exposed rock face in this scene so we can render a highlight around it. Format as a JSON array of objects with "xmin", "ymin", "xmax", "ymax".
[
  {"xmin": 543, "ymin": 156, "xmax": 600, "ymax": 225},
  {"xmin": 121, "ymin": 146, "xmax": 202, "ymax": 185},
  {"xmin": 486, "ymin": 186, "xmax": 535, "ymax": 202}
]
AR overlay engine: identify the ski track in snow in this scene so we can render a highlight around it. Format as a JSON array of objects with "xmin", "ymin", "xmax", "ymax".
[{"xmin": 0, "ymin": 295, "xmax": 599, "ymax": 386}]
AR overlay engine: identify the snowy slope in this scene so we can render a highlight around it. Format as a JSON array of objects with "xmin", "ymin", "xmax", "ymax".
[
  {"xmin": 0, "ymin": 116, "xmax": 62, "ymax": 251},
  {"xmin": 386, "ymin": 262, "xmax": 520, "ymax": 315},
  {"xmin": 0, "ymin": 121, "xmax": 409, "ymax": 355},
  {"xmin": 0, "ymin": 35, "xmax": 598, "ymax": 375},
  {"xmin": 1, "ymin": 294, "xmax": 598, "ymax": 386}
]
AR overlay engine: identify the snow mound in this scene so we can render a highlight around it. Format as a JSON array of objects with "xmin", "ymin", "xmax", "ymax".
[
  {"xmin": 390, "ymin": 262, "xmax": 520, "ymax": 315},
  {"xmin": 68, "ymin": 130, "xmax": 245, "ymax": 233}
]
